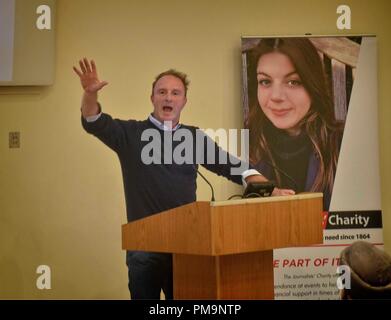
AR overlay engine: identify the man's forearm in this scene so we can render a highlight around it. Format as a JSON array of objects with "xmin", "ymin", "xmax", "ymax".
[{"xmin": 81, "ymin": 91, "xmax": 100, "ymax": 118}]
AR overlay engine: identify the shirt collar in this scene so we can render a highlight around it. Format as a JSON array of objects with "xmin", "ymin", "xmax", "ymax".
[{"xmin": 148, "ymin": 114, "xmax": 181, "ymax": 131}]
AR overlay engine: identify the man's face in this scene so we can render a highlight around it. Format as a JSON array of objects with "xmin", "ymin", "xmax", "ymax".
[{"xmin": 151, "ymin": 75, "xmax": 187, "ymax": 128}]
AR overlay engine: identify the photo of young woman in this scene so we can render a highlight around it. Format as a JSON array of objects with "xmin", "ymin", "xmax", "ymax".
[{"xmin": 244, "ymin": 37, "xmax": 349, "ymax": 210}]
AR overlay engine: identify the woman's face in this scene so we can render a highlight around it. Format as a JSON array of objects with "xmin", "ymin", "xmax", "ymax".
[{"xmin": 256, "ymin": 51, "xmax": 311, "ymax": 136}]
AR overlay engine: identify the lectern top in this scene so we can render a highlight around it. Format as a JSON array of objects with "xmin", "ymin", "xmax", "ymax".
[{"xmin": 211, "ymin": 192, "xmax": 323, "ymax": 207}]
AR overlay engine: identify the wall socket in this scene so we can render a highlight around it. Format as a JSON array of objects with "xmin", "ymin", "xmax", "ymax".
[{"xmin": 9, "ymin": 132, "xmax": 20, "ymax": 148}]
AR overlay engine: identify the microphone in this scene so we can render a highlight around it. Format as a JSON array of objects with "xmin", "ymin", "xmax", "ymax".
[
  {"xmin": 263, "ymin": 160, "xmax": 299, "ymax": 192},
  {"xmin": 197, "ymin": 169, "xmax": 215, "ymax": 202}
]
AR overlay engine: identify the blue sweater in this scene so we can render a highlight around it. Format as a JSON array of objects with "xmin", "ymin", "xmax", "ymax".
[{"xmin": 82, "ymin": 113, "xmax": 243, "ymax": 222}]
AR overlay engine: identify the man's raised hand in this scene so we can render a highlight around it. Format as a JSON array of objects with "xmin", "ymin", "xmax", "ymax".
[{"xmin": 73, "ymin": 58, "xmax": 108, "ymax": 93}]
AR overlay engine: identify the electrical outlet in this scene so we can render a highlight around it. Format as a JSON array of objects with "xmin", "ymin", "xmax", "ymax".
[{"xmin": 9, "ymin": 132, "xmax": 20, "ymax": 148}]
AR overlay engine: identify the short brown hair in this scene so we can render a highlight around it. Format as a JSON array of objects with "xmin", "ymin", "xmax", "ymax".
[{"xmin": 152, "ymin": 69, "xmax": 190, "ymax": 96}]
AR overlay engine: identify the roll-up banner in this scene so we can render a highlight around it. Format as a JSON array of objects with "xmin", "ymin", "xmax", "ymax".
[{"xmin": 241, "ymin": 35, "xmax": 382, "ymax": 299}]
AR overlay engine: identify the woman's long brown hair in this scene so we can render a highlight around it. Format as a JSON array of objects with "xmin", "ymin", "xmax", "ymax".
[{"xmin": 247, "ymin": 38, "xmax": 343, "ymax": 194}]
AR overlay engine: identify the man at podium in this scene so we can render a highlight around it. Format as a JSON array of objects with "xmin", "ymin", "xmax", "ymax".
[{"xmin": 73, "ymin": 58, "xmax": 294, "ymax": 299}]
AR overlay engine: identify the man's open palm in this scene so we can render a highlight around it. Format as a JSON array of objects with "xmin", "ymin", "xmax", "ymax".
[{"xmin": 73, "ymin": 58, "xmax": 108, "ymax": 93}]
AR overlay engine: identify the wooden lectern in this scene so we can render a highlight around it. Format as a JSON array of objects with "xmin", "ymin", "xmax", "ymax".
[{"xmin": 122, "ymin": 193, "xmax": 323, "ymax": 299}]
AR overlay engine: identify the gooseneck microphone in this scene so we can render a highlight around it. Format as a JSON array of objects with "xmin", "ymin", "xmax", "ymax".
[{"xmin": 197, "ymin": 169, "xmax": 215, "ymax": 202}]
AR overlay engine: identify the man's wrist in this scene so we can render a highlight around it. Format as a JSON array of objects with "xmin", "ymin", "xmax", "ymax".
[
  {"xmin": 82, "ymin": 102, "xmax": 102, "ymax": 122},
  {"xmin": 241, "ymin": 169, "xmax": 263, "ymax": 187},
  {"xmin": 85, "ymin": 112, "xmax": 102, "ymax": 122}
]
